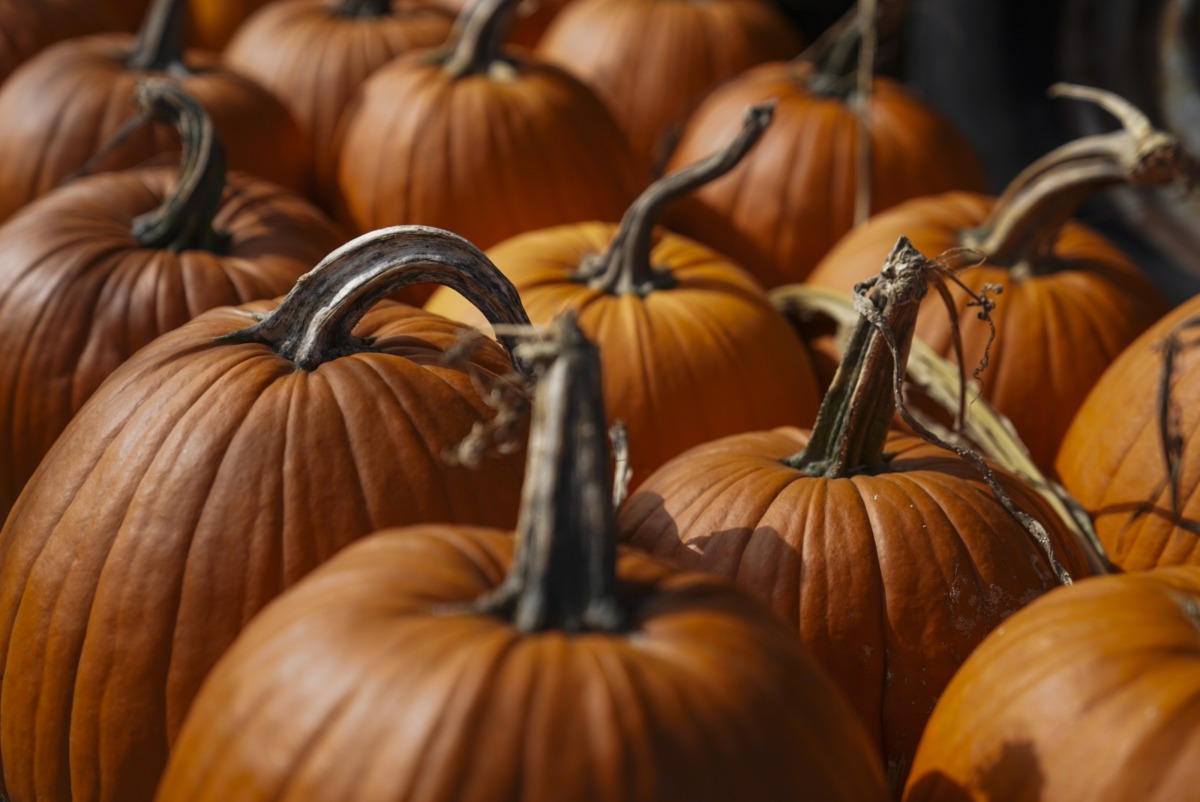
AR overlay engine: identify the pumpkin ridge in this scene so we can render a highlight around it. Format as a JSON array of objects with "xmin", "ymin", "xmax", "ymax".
[{"xmin": 842, "ymin": 475, "xmax": 889, "ymax": 753}]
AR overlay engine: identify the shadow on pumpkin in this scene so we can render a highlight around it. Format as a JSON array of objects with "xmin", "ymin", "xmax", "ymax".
[
  {"xmin": 905, "ymin": 739, "xmax": 1044, "ymax": 802},
  {"xmin": 1090, "ymin": 499, "xmax": 1200, "ymax": 541}
]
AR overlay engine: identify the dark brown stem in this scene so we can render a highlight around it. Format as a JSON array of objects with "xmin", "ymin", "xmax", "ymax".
[
  {"xmin": 335, "ymin": 0, "xmax": 393, "ymax": 18},
  {"xmin": 127, "ymin": 0, "xmax": 189, "ymax": 74},
  {"xmin": 785, "ymin": 237, "xmax": 929, "ymax": 477},
  {"xmin": 219, "ymin": 226, "xmax": 533, "ymax": 375},
  {"xmin": 441, "ymin": 0, "xmax": 521, "ymax": 78},
  {"xmin": 962, "ymin": 83, "xmax": 1193, "ymax": 270},
  {"xmin": 575, "ymin": 102, "xmax": 775, "ymax": 296},
  {"xmin": 130, "ymin": 80, "xmax": 229, "ymax": 254},
  {"xmin": 472, "ymin": 312, "xmax": 625, "ymax": 633}
]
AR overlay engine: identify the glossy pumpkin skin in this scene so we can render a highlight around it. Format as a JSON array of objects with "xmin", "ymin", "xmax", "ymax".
[
  {"xmin": 424, "ymin": 223, "xmax": 823, "ymax": 489},
  {"xmin": 0, "ymin": 303, "xmax": 526, "ymax": 802},
  {"xmin": 0, "ymin": 166, "xmax": 345, "ymax": 520},
  {"xmin": 225, "ymin": 0, "xmax": 455, "ymax": 207},
  {"xmin": 621, "ymin": 428, "xmax": 1093, "ymax": 791},
  {"xmin": 904, "ymin": 566, "xmax": 1200, "ymax": 802},
  {"xmin": 156, "ymin": 525, "xmax": 890, "ymax": 802},
  {"xmin": 335, "ymin": 53, "xmax": 642, "ymax": 254},
  {"xmin": 664, "ymin": 65, "xmax": 989, "ymax": 286},
  {"xmin": 1056, "ymin": 297, "xmax": 1200, "ymax": 571},
  {"xmin": 535, "ymin": 0, "xmax": 802, "ymax": 170},
  {"xmin": 0, "ymin": 35, "xmax": 311, "ymax": 223},
  {"xmin": 806, "ymin": 191, "xmax": 1169, "ymax": 474}
]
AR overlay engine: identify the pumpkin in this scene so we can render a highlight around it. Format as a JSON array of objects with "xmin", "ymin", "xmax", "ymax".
[
  {"xmin": 620, "ymin": 237, "xmax": 1094, "ymax": 793},
  {"xmin": 155, "ymin": 312, "xmax": 890, "ymax": 802},
  {"xmin": 662, "ymin": 50, "xmax": 987, "ymax": 286},
  {"xmin": 429, "ymin": 0, "xmax": 570, "ymax": 48},
  {"xmin": 0, "ymin": 226, "xmax": 531, "ymax": 802},
  {"xmin": 904, "ymin": 565, "xmax": 1200, "ymax": 801},
  {"xmin": 806, "ymin": 84, "xmax": 1177, "ymax": 474},
  {"xmin": 0, "ymin": 0, "xmax": 110, "ymax": 84},
  {"xmin": 189, "ymin": 0, "xmax": 276, "ymax": 48},
  {"xmin": 0, "ymin": 80, "xmax": 344, "ymax": 521},
  {"xmin": 334, "ymin": 0, "xmax": 642, "ymax": 270},
  {"xmin": 1056, "ymin": 296, "xmax": 1200, "ymax": 570},
  {"xmin": 535, "ymin": 0, "xmax": 803, "ymax": 172},
  {"xmin": 425, "ymin": 104, "xmax": 822, "ymax": 490},
  {"xmin": 225, "ymin": 0, "xmax": 455, "ymax": 209},
  {"xmin": 0, "ymin": 0, "xmax": 311, "ymax": 223}
]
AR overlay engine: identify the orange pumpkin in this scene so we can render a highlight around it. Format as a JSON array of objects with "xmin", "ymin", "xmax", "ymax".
[
  {"xmin": 0, "ymin": 0, "xmax": 111, "ymax": 84},
  {"xmin": 425, "ymin": 104, "xmax": 822, "ymax": 489},
  {"xmin": 621, "ymin": 238, "xmax": 1093, "ymax": 793},
  {"xmin": 334, "ymin": 0, "xmax": 642, "ymax": 267},
  {"xmin": 905, "ymin": 566, "xmax": 1200, "ymax": 801},
  {"xmin": 0, "ymin": 227, "xmax": 531, "ymax": 802},
  {"xmin": 806, "ymin": 85, "xmax": 1177, "ymax": 474},
  {"xmin": 155, "ymin": 313, "xmax": 890, "ymax": 802},
  {"xmin": 0, "ymin": 0, "xmax": 311, "ymax": 223},
  {"xmin": 0, "ymin": 80, "xmax": 344, "ymax": 521},
  {"xmin": 225, "ymin": 0, "xmax": 455, "ymax": 208}
]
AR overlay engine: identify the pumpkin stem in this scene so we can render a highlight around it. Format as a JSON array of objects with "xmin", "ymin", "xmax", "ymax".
[
  {"xmin": 335, "ymin": 0, "xmax": 393, "ymax": 17},
  {"xmin": 441, "ymin": 0, "xmax": 520, "ymax": 78},
  {"xmin": 129, "ymin": 80, "xmax": 230, "ymax": 254},
  {"xmin": 472, "ymin": 312, "xmax": 625, "ymax": 633},
  {"xmin": 575, "ymin": 102, "xmax": 775, "ymax": 296},
  {"xmin": 127, "ymin": 0, "xmax": 190, "ymax": 74},
  {"xmin": 962, "ymin": 84, "xmax": 1194, "ymax": 272},
  {"xmin": 785, "ymin": 237, "xmax": 929, "ymax": 477},
  {"xmin": 218, "ymin": 226, "xmax": 534, "ymax": 375}
]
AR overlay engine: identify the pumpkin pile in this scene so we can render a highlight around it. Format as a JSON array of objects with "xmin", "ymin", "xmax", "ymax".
[{"xmin": 0, "ymin": 1, "xmax": 1198, "ymax": 800}]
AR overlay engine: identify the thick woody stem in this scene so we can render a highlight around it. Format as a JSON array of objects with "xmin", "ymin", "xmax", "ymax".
[
  {"xmin": 472, "ymin": 312, "xmax": 625, "ymax": 633},
  {"xmin": 219, "ymin": 226, "xmax": 533, "ymax": 376},
  {"xmin": 962, "ymin": 83, "xmax": 1192, "ymax": 269},
  {"xmin": 576, "ymin": 102, "xmax": 775, "ymax": 296},
  {"xmin": 785, "ymin": 237, "xmax": 928, "ymax": 477},
  {"xmin": 127, "ymin": 0, "xmax": 189, "ymax": 73},
  {"xmin": 130, "ymin": 80, "xmax": 230, "ymax": 254},
  {"xmin": 441, "ymin": 0, "xmax": 521, "ymax": 78}
]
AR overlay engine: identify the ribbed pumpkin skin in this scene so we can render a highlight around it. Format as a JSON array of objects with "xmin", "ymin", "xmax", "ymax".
[
  {"xmin": 424, "ymin": 223, "xmax": 822, "ymax": 489},
  {"xmin": 904, "ymin": 566, "xmax": 1200, "ymax": 802},
  {"xmin": 156, "ymin": 525, "xmax": 889, "ymax": 802},
  {"xmin": 621, "ymin": 428, "xmax": 1093, "ymax": 791},
  {"xmin": 335, "ymin": 55, "xmax": 642, "ymax": 249},
  {"xmin": 0, "ymin": 304, "xmax": 526, "ymax": 802},
  {"xmin": 0, "ymin": 35, "xmax": 311, "ymax": 223},
  {"xmin": 1056, "ymin": 297, "xmax": 1200, "ymax": 571},
  {"xmin": 806, "ymin": 192, "xmax": 1169, "ymax": 474},
  {"xmin": 0, "ymin": 0, "xmax": 109, "ymax": 84},
  {"xmin": 535, "ymin": 0, "xmax": 802, "ymax": 169},
  {"xmin": 0, "ymin": 166, "xmax": 344, "ymax": 519},
  {"xmin": 225, "ymin": 0, "xmax": 455, "ymax": 206},
  {"xmin": 664, "ymin": 66, "xmax": 988, "ymax": 286}
]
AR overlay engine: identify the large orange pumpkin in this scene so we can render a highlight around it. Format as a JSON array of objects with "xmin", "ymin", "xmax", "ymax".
[
  {"xmin": 535, "ymin": 0, "xmax": 803, "ymax": 172},
  {"xmin": 0, "ymin": 0, "xmax": 110, "ymax": 84},
  {"xmin": 225, "ymin": 0, "xmax": 455, "ymax": 208},
  {"xmin": 621, "ymin": 237, "xmax": 1093, "ymax": 793},
  {"xmin": 0, "ymin": 0, "xmax": 311, "ymax": 223},
  {"xmin": 425, "ymin": 104, "xmax": 822, "ymax": 489},
  {"xmin": 0, "ymin": 226, "xmax": 531, "ymax": 802},
  {"xmin": 806, "ymin": 84, "xmax": 1177, "ymax": 474},
  {"xmin": 904, "ymin": 565, "xmax": 1200, "ymax": 801},
  {"xmin": 334, "ymin": 0, "xmax": 642, "ymax": 261},
  {"xmin": 0, "ymin": 80, "xmax": 344, "ymax": 521},
  {"xmin": 155, "ymin": 313, "xmax": 890, "ymax": 802}
]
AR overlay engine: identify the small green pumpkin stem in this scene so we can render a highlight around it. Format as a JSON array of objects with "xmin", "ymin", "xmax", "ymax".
[
  {"xmin": 335, "ymin": 0, "xmax": 393, "ymax": 18},
  {"xmin": 473, "ymin": 312, "xmax": 625, "ymax": 633},
  {"xmin": 576, "ymin": 102, "xmax": 775, "ymax": 296},
  {"xmin": 130, "ymin": 80, "xmax": 230, "ymax": 254},
  {"xmin": 220, "ymin": 226, "xmax": 534, "ymax": 375},
  {"xmin": 962, "ymin": 84, "xmax": 1193, "ymax": 272},
  {"xmin": 786, "ymin": 237, "xmax": 929, "ymax": 477},
  {"xmin": 127, "ymin": 0, "xmax": 190, "ymax": 73},
  {"xmin": 441, "ymin": 0, "xmax": 521, "ymax": 78}
]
